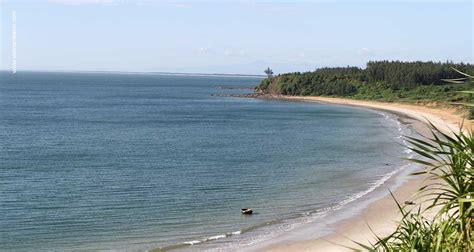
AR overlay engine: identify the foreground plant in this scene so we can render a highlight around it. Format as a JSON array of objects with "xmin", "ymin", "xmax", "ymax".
[
  {"xmin": 373, "ymin": 125, "xmax": 473, "ymax": 251},
  {"xmin": 356, "ymin": 198, "xmax": 466, "ymax": 251},
  {"xmin": 349, "ymin": 125, "xmax": 472, "ymax": 251},
  {"xmin": 348, "ymin": 124, "xmax": 473, "ymax": 251},
  {"xmin": 408, "ymin": 124, "xmax": 473, "ymax": 219}
]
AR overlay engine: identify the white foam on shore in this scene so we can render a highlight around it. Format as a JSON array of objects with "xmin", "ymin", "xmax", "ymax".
[
  {"xmin": 206, "ymin": 235, "xmax": 226, "ymax": 241},
  {"xmin": 209, "ymin": 110, "xmax": 418, "ymax": 251},
  {"xmin": 182, "ymin": 231, "xmax": 243, "ymax": 248},
  {"xmin": 213, "ymin": 163, "xmax": 412, "ymax": 251},
  {"xmin": 183, "ymin": 240, "xmax": 202, "ymax": 245},
  {"xmin": 377, "ymin": 111, "xmax": 414, "ymax": 155},
  {"xmin": 189, "ymin": 110, "xmax": 417, "ymax": 251}
]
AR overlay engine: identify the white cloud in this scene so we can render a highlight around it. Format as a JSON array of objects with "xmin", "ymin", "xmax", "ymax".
[
  {"xmin": 195, "ymin": 47, "xmax": 213, "ymax": 55},
  {"xmin": 48, "ymin": 0, "xmax": 115, "ymax": 5},
  {"xmin": 223, "ymin": 49, "xmax": 245, "ymax": 57},
  {"xmin": 116, "ymin": 1, "xmax": 193, "ymax": 8},
  {"xmin": 357, "ymin": 47, "xmax": 374, "ymax": 57},
  {"xmin": 297, "ymin": 52, "xmax": 306, "ymax": 58},
  {"xmin": 173, "ymin": 3, "xmax": 192, "ymax": 8}
]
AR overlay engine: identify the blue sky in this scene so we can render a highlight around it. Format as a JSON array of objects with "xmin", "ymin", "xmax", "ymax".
[{"xmin": 0, "ymin": 0, "xmax": 472, "ymax": 74}]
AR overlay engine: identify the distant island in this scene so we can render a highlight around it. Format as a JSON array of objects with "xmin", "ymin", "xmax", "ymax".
[{"xmin": 256, "ymin": 61, "xmax": 474, "ymax": 117}]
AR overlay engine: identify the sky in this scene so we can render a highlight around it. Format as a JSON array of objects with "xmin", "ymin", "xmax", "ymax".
[{"xmin": 0, "ymin": 0, "xmax": 472, "ymax": 74}]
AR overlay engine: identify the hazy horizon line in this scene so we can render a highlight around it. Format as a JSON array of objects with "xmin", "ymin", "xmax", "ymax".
[
  {"xmin": 1, "ymin": 59, "xmax": 472, "ymax": 77},
  {"xmin": 0, "ymin": 69, "xmax": 267, "ymax": 78}
]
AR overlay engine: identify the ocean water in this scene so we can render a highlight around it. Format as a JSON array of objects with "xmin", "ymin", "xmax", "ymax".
[{"xmin": 0, "ymin": 72, "xmax": 411, "ymax": 251}]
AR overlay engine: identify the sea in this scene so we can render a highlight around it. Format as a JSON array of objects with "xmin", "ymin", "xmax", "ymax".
[{"xmin": 0, "ymin": 71, "xmax": 415, "ymax": 251}]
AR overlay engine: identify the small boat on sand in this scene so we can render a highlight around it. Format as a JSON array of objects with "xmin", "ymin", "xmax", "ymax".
[{"xmin": 241, "ymin": 208, "xmax": 253, "ymax": 215}]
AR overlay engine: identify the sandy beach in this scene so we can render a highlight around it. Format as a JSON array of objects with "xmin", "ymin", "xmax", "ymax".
[
  {"xmin": 283, "ymin": 96, "xmax": 472, "ymax": 134},
  {"xmin": 256, "ymin": 95, "xmax": 472, "ymax": 252}
]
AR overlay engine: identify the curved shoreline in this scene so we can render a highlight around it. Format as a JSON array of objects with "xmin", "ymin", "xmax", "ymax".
[
  {"xmin": 249, "ymin": 95, "xmax": 471, "ymax": 252},
  {"xmin": 276, "ymin": 95, "xmax": 471, "ymax": 134}
]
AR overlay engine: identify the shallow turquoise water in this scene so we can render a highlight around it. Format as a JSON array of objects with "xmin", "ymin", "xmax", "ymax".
[{"xmin": 0, "ymin": 72, "xmax": 409, "ymax": 251}]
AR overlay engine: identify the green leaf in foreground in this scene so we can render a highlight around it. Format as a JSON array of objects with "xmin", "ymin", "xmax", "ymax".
[{"xmin": 363, "ymin": 124, "xmax": 473, "ymax": 251}]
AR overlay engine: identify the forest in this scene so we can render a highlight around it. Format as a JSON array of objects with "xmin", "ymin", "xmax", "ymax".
[{"xmin": 257, "ymin": 61, "xmax": 474, "ymax": 102}]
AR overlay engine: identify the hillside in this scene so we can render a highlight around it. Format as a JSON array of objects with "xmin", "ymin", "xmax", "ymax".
[{"xmin": 257, "ymin": 61, "xmax": 474, "ymax": 105}]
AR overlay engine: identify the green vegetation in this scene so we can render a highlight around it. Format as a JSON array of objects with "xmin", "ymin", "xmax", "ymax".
[
  {"xmin": 445, "ymin": 69, "xmax": 474, "ymax": 119},
  {"xmin": 257, "ymin": 61, "xmax": 474, "ymax": 104}
]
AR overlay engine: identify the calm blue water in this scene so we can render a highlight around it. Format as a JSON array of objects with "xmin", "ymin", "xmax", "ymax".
[{"xmin": 0, "ymin": 72, "xmax": 409, "ymax": 251}]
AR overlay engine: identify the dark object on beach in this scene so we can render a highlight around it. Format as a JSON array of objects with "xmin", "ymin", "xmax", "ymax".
[
  {"xmin": 404, "ymin": 200, "xmax": 416, "ymax": 205},
  {"xmin": 241, "ymin": 208, "xmax": 253, "ymax": 215}
]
